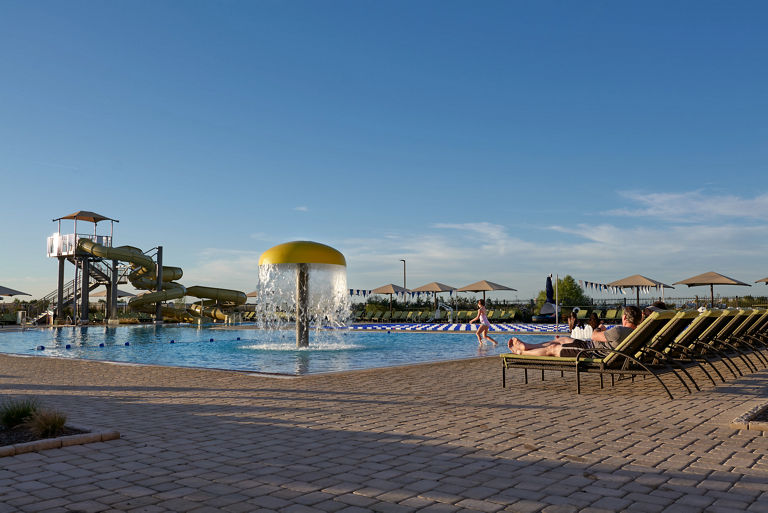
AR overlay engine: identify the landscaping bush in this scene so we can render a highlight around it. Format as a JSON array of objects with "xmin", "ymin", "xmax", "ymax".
[
  {"xmin": 0, "ymin": 397, "xmax": 40, "ymax": 428},
  {"xmin": 24, "ymin": 409, "xmax": 67, "ymax": 438}
]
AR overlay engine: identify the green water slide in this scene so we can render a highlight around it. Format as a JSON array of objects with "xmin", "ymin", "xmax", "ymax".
[{"xmin": 77, "ymin": 239, "xmax": 246, "ymax": 320}]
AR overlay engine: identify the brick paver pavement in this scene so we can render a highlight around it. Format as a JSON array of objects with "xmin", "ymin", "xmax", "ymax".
[{"xmin": 0, "ymin": 352, "xmax": 766, "ymax": 512}]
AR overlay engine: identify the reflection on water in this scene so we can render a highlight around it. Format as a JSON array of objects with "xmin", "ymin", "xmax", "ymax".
[{"xmin": 295, "ymin": 352, "xmax": 310, "ymax": 374}]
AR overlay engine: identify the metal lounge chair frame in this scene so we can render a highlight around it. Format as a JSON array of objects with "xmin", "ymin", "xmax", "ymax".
[{"xmin": 668, "ymin": 309, "xmax": 760, "ymax": 380}]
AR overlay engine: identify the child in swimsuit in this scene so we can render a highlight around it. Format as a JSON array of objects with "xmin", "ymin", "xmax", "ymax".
[{"xmin": 469, "ymin": 299, "xmax": 497, "ymax": 345}]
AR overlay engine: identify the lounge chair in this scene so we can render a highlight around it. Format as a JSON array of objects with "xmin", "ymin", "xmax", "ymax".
[
  {"xmin": 380, "ymin": 310, "xmax": 392, "ymax": 322},
  {"xmin": 671, "ymin": 309, "xmax": 755, "ymax": 379},
  {"xmin": 725, "ymin": 308, "xmax": 768, "ymax": 366},
  {"xmin": 700, "ymin": 309, "xmax": 763, "ymax": 374},
  {"xmin": 657, "ymin": 309, "xmax": 728, "ymax": 386},
  {"xmin": 629, "ymin": 309, "xmax": 703, "ymax": 391},
  {"xmin": 500, "ymin": 310, "xmax": 692, "ymax": 399}
]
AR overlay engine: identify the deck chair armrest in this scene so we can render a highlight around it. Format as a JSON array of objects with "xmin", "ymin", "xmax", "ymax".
[{"xmin": 574, "ymin": 349, "xmax": 605, "ymax": 362}]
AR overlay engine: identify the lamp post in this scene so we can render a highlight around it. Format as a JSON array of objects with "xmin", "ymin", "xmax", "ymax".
[{"xmin": 400, "ymin": 259, "xmax": 406, "ymax": 306}]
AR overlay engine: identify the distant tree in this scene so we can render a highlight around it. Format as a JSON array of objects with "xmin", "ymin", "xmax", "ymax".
[{"xmin": 535, "ymin": 275, "xmax": 591, "ymax": 308}]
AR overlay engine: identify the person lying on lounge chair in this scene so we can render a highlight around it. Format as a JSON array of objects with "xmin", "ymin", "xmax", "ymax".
[{"xmin": 507, "ymin": 306, "xmax": 642, "ymax": 357}]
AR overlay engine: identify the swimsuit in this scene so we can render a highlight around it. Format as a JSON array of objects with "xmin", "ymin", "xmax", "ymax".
[{"xmin": 479, "ymin": 309, "xmax": 490, "ymax": 326}]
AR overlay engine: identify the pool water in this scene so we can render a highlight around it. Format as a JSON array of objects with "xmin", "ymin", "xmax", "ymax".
[{"xmin": 0, "ymin": 325, "xmax": 549, "ymax": 375}]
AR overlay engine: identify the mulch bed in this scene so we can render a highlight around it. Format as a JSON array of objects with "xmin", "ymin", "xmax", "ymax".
[{"xmin": 0, "ymin": 426, "xmax": 88, "ymax": 447}]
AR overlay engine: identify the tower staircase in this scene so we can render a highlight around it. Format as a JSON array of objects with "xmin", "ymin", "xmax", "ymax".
[{"xmin": 42, "ymin": 257, "xmax": 131, "ymax": 312}]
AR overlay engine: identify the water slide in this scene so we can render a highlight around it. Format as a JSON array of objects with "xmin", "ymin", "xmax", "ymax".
[{"xmin": 78, "ymin": 239, "xmax": 246, "ymax": 321}]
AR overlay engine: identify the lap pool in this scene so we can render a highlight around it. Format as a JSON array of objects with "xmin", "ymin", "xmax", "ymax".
[{"xmin": 0, "ymin": 325, "xmax": 550, "ymax": 375}]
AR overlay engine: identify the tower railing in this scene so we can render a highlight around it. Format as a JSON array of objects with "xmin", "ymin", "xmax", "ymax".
[{"xmin": 47, "ymin": 233, "xmax": 112, "ymax": 258}]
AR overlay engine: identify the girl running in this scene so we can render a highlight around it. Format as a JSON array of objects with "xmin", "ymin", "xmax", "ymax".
[{"xmin": 469, "ymin": 299, "xmax": 497, "ymax": 345}]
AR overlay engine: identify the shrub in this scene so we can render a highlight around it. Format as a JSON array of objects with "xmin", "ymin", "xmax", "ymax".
[
  {"xmin": 24, "ymin": 409, "xmax": 67, "ymax": 438},
  {"xmin": 0, "ymin": 397, "xmax": 40, "ymax": 428}
]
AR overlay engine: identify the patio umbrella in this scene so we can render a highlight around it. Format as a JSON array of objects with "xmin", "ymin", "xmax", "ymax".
[
  {"xmin": 756, "ymin": 277, "xmax": 768, "ymax": 285},
  {"xmin": 539, "ymin": 275, "xmax": 557, "ymax": 315},
  {"xmin": 607, "ymin": 274, "xmax": 674, "ymax": 306},
  {"xmin": 674, "ymin": 271, "xmax": 750, "ymax": 308},
  {"xmin": 371, "ymin": 284, "xmax": 410, "ymax": 314},
  {"xmin": 90, "ymin": 288, "xmax": 136, "ymax": 298},
  {"xmin": 411, "ymin": 282, "xmax": 456, "ymax": 309},
  {"xmin": 456, "ymin": 280, "xmax": 516, "ymax": 302},
  {"xmin": 246, "ymin": 290, "xmax": 259, "ymax": 298},
  {"xmin": 0, "ymin": 285, "xmax": 31, "ymax": 297}
]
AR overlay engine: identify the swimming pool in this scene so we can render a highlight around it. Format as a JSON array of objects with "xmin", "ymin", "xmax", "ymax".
[{"xmin": 0, "ymin": 325, "xmax": 550, "ymax": 375}]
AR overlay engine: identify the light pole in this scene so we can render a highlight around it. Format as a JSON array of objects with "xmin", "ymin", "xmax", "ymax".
[{"xmin": 400, "ymin": 259, "xmax": 406, "ymax": 307}]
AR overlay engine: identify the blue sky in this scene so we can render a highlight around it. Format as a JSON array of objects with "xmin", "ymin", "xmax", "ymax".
[{"xmin": 2, "ymin": 1, "xmax": 767, "ymax": 302}]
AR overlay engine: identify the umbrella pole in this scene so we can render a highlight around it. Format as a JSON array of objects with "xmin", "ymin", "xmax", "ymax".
[
  {"xmin": 710, "ymin": 284, "xmax": 714, "ymax": 309},
  {"xmin": 636, "ymin": 287, "xmax": 640, "ymax": 307},
  {"xmin": 555, "ymin": 273, "xmax": 559, "ymax": 328}
]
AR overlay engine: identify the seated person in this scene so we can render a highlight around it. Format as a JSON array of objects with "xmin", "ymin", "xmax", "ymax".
[
  {"xmin": 568, "ymin": 310, "xmax": 601, "ymax": 341},
  {"xmin": 589, "ymin": 312, "xmax": 605, "ymax": 332},
  {"xmin": 507, "ymin": 306, "xmax": 642, "ymax": 357},
  {"xmin": 642, "ymin": 301, "xmax": 667, "ymax": 320}
]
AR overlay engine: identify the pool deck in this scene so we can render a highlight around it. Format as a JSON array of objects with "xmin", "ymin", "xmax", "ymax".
[{"xmin": 0, "ymin": 354, "xmax": 767, "ymax": 512}]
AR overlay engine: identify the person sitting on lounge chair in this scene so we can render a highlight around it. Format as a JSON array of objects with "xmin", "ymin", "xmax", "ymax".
[
  {"xmin": 642, "ymin": 301, "xmax": 667, "ymax": 320},
  {"xmin": 507, "ymin": 306, "xmax": 642, "ymax": 357}
]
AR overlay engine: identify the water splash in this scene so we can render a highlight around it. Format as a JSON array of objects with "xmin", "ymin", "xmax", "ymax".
[{"xmin": 255, "ymin": 263, "xmax": 351, "ymax": 346}]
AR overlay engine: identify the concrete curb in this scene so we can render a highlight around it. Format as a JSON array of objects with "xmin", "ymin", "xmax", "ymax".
[
  {"xmin": 0, "ymin": 425, "xmax": 120, "ymax": 458},
  {"xmin": 730, "ymin": 402, "xmax": 768, "ymax": 432}
]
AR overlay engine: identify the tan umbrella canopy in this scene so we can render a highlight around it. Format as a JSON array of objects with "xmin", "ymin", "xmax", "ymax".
[
  {"xmin": 756, "ymin": 277, "xmax": 768, "ymax": 285},
  {"xmin": 674, "ymin": 271, "xmax": 751, "ymax": 307},
  {"xmin": 456, "ymin": 280, "xmax": 516, "ymax": 302},
  {"xmin": 246, "ymin": 290, "xmax": 259, "ymax": 297},
  {"xmin": 53, "ymin": 211, "xmax": 117, "ymax": 224},
  {"xmin": 90, "ymin": 288, "xmax": 136, "ymax": 298},
  {"xmin": 372, "ymin": 284, "xmax": 410, "ymax": 313},
  {"xmin": 411, "ymin": 282, "xmax": 456, "ymax": 309},
  {"xmin": 0, "ymin": 285, "xmax": 31, "ymax": 297},
  {"xmin": 607, "ymin": 274, "xmax": 674, "ymax": 306}
]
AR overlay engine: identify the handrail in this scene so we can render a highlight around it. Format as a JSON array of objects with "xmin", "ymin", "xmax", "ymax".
[{"xmin": 42, "ymin": 258, "xmax": 131, "ymax": 308}]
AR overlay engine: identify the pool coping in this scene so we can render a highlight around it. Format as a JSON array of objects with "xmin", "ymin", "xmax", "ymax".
[
  {"xmin": 0, "ymin": 424, "xmax": 121, "ymax": 458},
  {"xmin": 730, "ymin": 402, "xmax": 768, "ymax": 432}
]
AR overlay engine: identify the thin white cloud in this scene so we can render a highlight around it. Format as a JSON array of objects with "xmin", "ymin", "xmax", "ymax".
[
  {"xmin": 53, "ymin": 190, "xmax": 766, "ymax": 301},
  {"xmin": 294, "ymin": 206, "xmax": 309, "ymax": 212},
  {"xmin": 180, "ymin": 248, "xmax": 262, "ymax": 291},
  {"xmin": 606, "ymin": 191, "xmax": 768, "ymax": 221}
]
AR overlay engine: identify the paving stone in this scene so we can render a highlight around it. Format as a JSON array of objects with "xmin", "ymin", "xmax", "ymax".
[{"xmin": 0, "ymin": 354, "xmax": 767, "ymax": 513}]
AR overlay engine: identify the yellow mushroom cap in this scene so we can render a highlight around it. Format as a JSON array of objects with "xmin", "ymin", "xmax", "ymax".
[{"xmin": 259, "ymin": 241, "xmax": 346, "ymax": 266}]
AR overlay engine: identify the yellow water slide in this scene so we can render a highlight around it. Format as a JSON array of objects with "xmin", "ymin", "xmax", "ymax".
[{"xmin": 77, "ymin": 239, "xmax": 246, "ymax": 320}]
